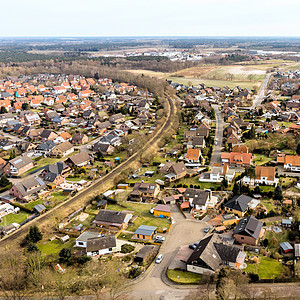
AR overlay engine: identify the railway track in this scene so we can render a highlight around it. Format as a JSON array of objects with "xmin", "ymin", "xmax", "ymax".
[{"xmin": 0, "ymin": 94, "xmax": 176, "ymax": 247}]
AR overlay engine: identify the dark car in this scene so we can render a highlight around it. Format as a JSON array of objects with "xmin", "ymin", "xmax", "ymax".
[
  {"xmin": 189, "ymin": 244, "xmax": 196, "ymax": 250},
  {"xmin": 204, "ymin": 226, "xmax": 210, "ymax": 233},
  {"xmin": 193, "ymin": 242, "xmax": 199, "ymax": 246}
]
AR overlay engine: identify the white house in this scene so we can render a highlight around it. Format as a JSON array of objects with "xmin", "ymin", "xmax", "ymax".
[
  {"xmin": 243, "ymin": 166, "xmax": 278, "ymax": 186},
  {"xmin": 86, "ymin": 236, "xmax": 118, "ymax": 256},
  {"xmin": 75, "ymin": 231, "xmax": 101, "ymax": 248}
]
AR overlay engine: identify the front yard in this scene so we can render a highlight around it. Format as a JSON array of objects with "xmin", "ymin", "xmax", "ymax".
[
  {"xmin": 166, "ymin": 269, "xmax": 202, "ymax": 284},
  {"xmin": 38, "ymin": 238, "xmax": 75, "ymax": 256},
  {"xmin": 0, "ymin": 210, "xmax": 29, "ymax": 226}
]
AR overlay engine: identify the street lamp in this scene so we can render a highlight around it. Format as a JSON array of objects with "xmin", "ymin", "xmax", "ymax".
[{"xmin": 177, "ymin": 275, "xmax": 180, "ymax": 285}]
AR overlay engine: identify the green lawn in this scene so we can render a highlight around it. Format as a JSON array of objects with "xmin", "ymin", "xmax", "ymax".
[
  {"xmin": 50, "ymin": 191, "xmax": 67, "ymax": 203},
  {"xmin": 107, "ymin": 202, "xmax": 171, "ymax": 232},
  {"xmin": 280, "ymin": 177, "xmax": 297, "ymax": 188},
  {"xmin": 178, "ymin": 177, "xmax": 219, "ymax": 190},
  {"xmin": 259, "ymin": 186, "xmax": 275, "ymax": 193},
  {"xmin": 24, "ymin": 198, "xmax": 45, "ymax": 210},
  {"xmin": 253, "ymin": 154, "xmax": 272, "ymax": 166},
  {"xmin": 38, "ymin": 239, "xmax": 75, "ymax": 256},
  {"xmin": 245, "ymin": 255, "xmax": 284, "ymax": 279},
  {"xmin": 0, "ymin": 211, "xmax": 29, "ymax": 226},
  {"xmin": 264, "ymin": 230, "xmax": 290, "ymax": 251},
  {"xmin": 166, "ymin": 269, "xmax": 202, "ymax": 284},
  {"xmin": 260, "ymin": 199, "xmax": 276, "ymax": 212}
]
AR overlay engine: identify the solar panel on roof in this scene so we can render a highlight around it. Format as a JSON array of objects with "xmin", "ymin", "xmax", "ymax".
[{"xmin": 36, "ymin": 178, "xmax": 44, "ymax": 186}]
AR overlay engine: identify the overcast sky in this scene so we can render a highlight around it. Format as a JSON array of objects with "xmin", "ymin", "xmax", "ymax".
[{"xmin": 0, "ymin": 0, "xmax": 299, "ymax": 37}]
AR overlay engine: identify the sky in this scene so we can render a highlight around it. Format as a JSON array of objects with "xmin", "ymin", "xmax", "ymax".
[{"xmin": 0, "ymin": 0, "xmax": 299, "ymax": 37}]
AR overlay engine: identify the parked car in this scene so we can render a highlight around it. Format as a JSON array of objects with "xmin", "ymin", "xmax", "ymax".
[
  {"xmin": 193, "ymin": 242, "xmax": 199, "ymax": 246},
  {"xmin": 204, "ymin": 226, "xmax": 210, "ymax": 233},
  {"xmin": 156, "ymin": 254, "xmax": 163, "ymax": 264},
  {"xmin": 155, "ymin": 235, "xmax": 165, "ymax": 243},
  {"xmin": 189, "ymin": 244, "xmax": 196, "ymax": 250}
]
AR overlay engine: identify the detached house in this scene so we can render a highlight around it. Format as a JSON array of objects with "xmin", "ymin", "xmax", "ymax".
[
  {"xmin": 224, "ymin": 195, "xmax": 258, "ymax": 217},
  {"xmin": 233, "ymin": 216, "xmax": 263, "ymax": 246},
  {"xmin": 51, "ymin": 141, "xmax": 74, "ymax": 157},
  {"xmin": 164, "ymin": 162, "xmax": 187, "ymax": 182},
  {"xmin": 109, "ymin": 113, "xmax": 125, "ymax": 124},
  {"xmin": 278, "ymin": 155, "xmax": 300, "ymax": 172},
  {"xmin": 10, "ymin": 177, "xmax": 46, "ymax": 202},
  {"xmin": 66, "ymin": 151, "xmax": 91, "ymax": 167},
  {"xmin": 71, "ymin": 133, "xmax": 89, "ymax": 145},
  {"xmin": 93, "ymin": 210, "xmax": 133, "ymax": 230},
  {"xmin": 243, "ymin": 166, "xmax": 278, "ymax": 186},
  {"xmin": 4, "ymin": 155, "xmax": 34, "ymax": 176},
  {"xmin": 185, "ymin": 148, "xmax": 202, "ymax": 164},
  {"xmin": 86, "ymin": 236, "xmax": 118, "ymax": 257},
  {"xmin": 183, "ymin": 188, "xmax": 212, "ymax": 211},
  {"xmin": 186, "ymin": 234, "xmax": 246, "ymax": 275},
  {"xmin": 221, "ymin": 152, "xmax": 252, "ymax": 167},
  {"xmin": 130, "ymin": 182, "xmax": 160, "ymax": 202}
]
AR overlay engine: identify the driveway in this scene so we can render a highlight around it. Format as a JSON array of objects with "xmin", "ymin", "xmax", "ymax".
[
  {"xmin": 210, "ymin": 104, "xmax": 224, "ymax": 167},
  {"xmin": 130, "ymin": 204, "xmax": 208, "ymax": 300}
]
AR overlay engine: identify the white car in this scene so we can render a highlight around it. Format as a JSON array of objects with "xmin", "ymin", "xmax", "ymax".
[
  {"xmin": 156, "ymin": 254, "xmax": 163, "ymax": 264},
  {"xmin": 149, "ymin": 208, "xmax": 154, "ymax": 214},
  {"xmin": 155, "ymin": 235, "xmax": 165, "ymax": 242}
]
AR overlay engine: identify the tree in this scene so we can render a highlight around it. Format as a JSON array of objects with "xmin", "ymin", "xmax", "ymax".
[
  {"xmin": 0, "ymin": 106, "xmax": 7, "ymax": 114},
  {"xmin": 27, "ymin": 242, "xmax": 40, "ymax": 252},
  {"xmin": 21, "ymin": 103, "xmax": 30, "ymax": 110},
  {"xmin": 0, "ymin": 174, "xmax": 10, "ymax": 188},
  {"xmin": 59, "ymin": 248, "xmax": 72, "ymax": 265},
  {"xmin": 232, "ymin": 182, "xmax": 241, "ymax": 195},
  {"xmin": 26, "ymin": 225, "xmax": 43, "ymax": 244},
  {"xmin": 221, "ymin": 178, "xmax": 228, "ymax": 189},
  {"xmin": 297, "ymin": 143, "xmax": 300, "ymax": 155},
  {"xmin": 274, "ymin": 185, "xmax": 283, "ymax": 201}
]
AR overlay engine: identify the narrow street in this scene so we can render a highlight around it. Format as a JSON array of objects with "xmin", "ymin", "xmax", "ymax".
[{"xmin": 210, "ymin": 104, "xmax": 224, "ymax": 167}]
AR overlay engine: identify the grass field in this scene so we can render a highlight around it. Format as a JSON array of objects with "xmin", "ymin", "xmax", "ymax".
[
  {"xmin": 264, "ymin": 230, "xmax": 289, "ymax": 252},
  {"xmin": 38, "ymin": 238, "xmax": 75, "ymax": 256},
  {"xmin": 0, "ymin": 211, "xmax": 29, "ymax": 226},
  {"xmin": 253, "ymin": 154, "xmax": 273, "ymax": 166},
  {"xmin": 260, "ymin": 199, "xmax": 276, "ymax": 212},
  {"xmin": 245, "ymin": 255, "xmax": 284, "ymax": 279},
  {"xmin": 166, "ymin": 269, "xmax": 202, "ymax": 284}
]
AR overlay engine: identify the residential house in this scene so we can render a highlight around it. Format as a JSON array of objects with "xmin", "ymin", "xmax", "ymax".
[
  {"xmin": 75, "ymin": 230, "xmax": 101, "ymax": 248},
  {"xmin": 93, "ymin": 210, "xmax": 133, "ymax": 230},
  {"xmin": 93, "ymin": 142, "xmax": 115, "ymax": 155},
  {"xmin": 186, "ymin": 136, "xmax": 206, "ymax": 149},
  {"xmin": 71, "ymin": 133, "xmax": 89, "ymax": 145},
  {"xmin": 278, "ymin": 155, "xmax": 300, "ymax": 172},
  {"xmin": 86, "ymin": 236, "xmax": 118, "ymax": 257},
  {"xmin": 134, "ymin": 245, "xmax": 159, "ymax": 263},
  {"xmin": 109, "ymin": 113, "xmax": 125, "ymax": 124},
  {"xmin": 183, "ymin": 188, "xmax": 212, "ymax": 211},
  {"xmin": 164, "ymin": 162, "xmax": 187, "ymax": 182},
  {"xmin": 51, "ymin": 141, "xmax": 74, "ymax": 157},
  {"xmin": 224, "ymin": 195, "xmax": 257, "ymax": 217},
  {"xmin": 10, "ymin": 177, "xmax": 46, "ymax": 202},
  {"xmin": 221, "ymin": 152, "xmax": 252, "ymax": 167},
  {"xmin": 35, "ymin": 140, "xmax": 56, "ymax": 156},
  {"xmin": 40, "ymin": 130, "xmax": 58, "ymax": 142},
  {"xmin": 66, "ymin": 152, "xmax": 91, "ymax": 167},
  {"xmin": 130, "ymin": 182, "xmax": 160, "ymax": 202},
  {"xmin": 233, "ymin": 216, "xmax": 263, "ymax": 246},
  {"xmin": 186, "ymin": 234, "xmax": 246, "ymax": 275},
  {"xmin": 185, "ymin": 148, "xmax": 202, "ymax": 164},
  {"xmin": 4, "ymin": 155, "xmax": 34, "ymax": 176},
  {"xmin": 243, "ymin": 166, "xmax": 278, "ymax": 186}
]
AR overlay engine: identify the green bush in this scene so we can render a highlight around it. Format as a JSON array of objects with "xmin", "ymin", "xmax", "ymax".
[{"xmin": 121, "ymin": 243, "xmax": 135, "ymax": 253}]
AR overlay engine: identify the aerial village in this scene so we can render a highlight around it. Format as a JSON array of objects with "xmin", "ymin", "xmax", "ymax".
[{"xmin": 0, "ymin": 69, "xmax": 299, "ymax": 283}]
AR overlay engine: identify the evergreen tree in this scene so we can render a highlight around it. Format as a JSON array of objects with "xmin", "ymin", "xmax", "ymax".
[
  {"xmin": 221, "ymin": 178, "xmax": 228, "ymax": 189},
  {"xmin": 0, "ymin": 175, "xmax": 10, "ymax": 188},
  {"xmin": 232, "ymin": 182, "xmax": 241, "ymax": 195},
  {"xmin": 297, "ymin": 143, "xmax": 300, "ymax": 155},
  {"xmin": 274, "ymin": 185, "xmax": 283, "ymax": 201},
  {"xmin": 0, "ymin": 106, "xmax": 7, "ymax": 114},
  {"xmin": 59, "ymin": 248, "xmax": 72, "ymax": 265},
  {"xmin": 27, "ymin": 242, "xmax": 40, "ymax": 252},
  {"xmin": 26, "ymin": 225, "xmax": 43, "ymax": 244}
]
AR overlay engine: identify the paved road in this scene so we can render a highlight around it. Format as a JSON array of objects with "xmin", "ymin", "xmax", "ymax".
[
  {"xmin": 277, "ymin": 165, "xmax": 300, "ymax": 177},
  {"xmin": 0, "ymin": 130, "xmax": 23, "ymax": 142},
  {"xmin": 251, "ymin": 73, "xmax": 271, "ymax": 109},
  {"xmin": 130, "ymin": 205, "xmax": 208, "ymax": 300},
  {"xmin": 210, "ymin": 104, "xmax": 224, "ymax": 167}
]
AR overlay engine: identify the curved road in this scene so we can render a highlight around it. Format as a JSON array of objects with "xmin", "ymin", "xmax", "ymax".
[{"xmin": 0, "ymin": 95, "xmax": 176, "ymax": 247}]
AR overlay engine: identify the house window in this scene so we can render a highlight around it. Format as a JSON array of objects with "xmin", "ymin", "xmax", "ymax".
[
  {"xmin": 109, "ymin": 248, "xmax": 112, "ymax": 251},
  {"xmin": 78, "ymin": 242, "xmax": 84, "ymax": 246},
  {"xmin": 241, "ymin": 237, "xmax": 244, "ymax": 240}
]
